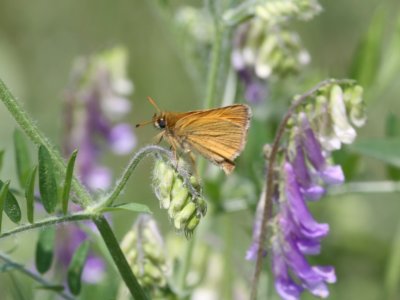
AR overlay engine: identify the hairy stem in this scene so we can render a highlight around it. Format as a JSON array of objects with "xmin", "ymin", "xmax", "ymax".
[
  {"xmin": 93, "ymin": 215, "xmax": 148, "ymax": 300},
  {"xmin": 94, "ymin": 145, "xmax": 173, "ymax": 210},
  {"xmin": 0, "ymin": 78, "xmax": 92, "ymax": 207},
  {"xmin": 0, "ymin": 252, "xmax": 76, "ymax": 300},
  {"xmin": 250, "ymin": 78, "xmax": 354, "ymax": 299},
  {"xmin": 0, "ymin": 212, "xmax": 93, "ymax": 240}
]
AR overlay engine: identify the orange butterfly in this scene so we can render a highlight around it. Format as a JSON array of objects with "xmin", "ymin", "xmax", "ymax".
[{"xmin": 136, "ymin": 97, "xmax": 251, "ymax": 174}]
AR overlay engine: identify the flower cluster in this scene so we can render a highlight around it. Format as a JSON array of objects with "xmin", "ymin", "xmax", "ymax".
[
  {"xmin": 247, "ymin": 83, "xmax": 366, "ymax": 300},
  {"xmin": 63, "ymin": 46, "xmax": 136, "ymax": 191},
  {"xmin": 118, "ymin": 215, "xmax": 170, "ymax": 298},
  {"xmin": 152, "ymin": 156, "xmax": 207, "ymax": 237},
  {"xmin": 55, "ymin": 47, "xmax": 136, "ymax": 285},
  {"xmin": 231, "ymin": 0, "xmax": 322, "ymax": 103}
]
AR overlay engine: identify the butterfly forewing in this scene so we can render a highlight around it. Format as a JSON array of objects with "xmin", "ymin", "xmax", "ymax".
[{"xmin": 173, "ymin": 104, "xmax": 251, "ymax": 174}]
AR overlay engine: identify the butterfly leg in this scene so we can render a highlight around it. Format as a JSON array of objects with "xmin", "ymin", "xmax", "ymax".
[
  {"xmin": 153, "ymin": 131, "xmax": 164, "ymax": 144},
  {"xmin": 187, "ymin": 151, "xmax": 199, "ymax": 177},
  {"xmin": 166, "ymin": 135, "xmax": 179, "ymax": 169}
]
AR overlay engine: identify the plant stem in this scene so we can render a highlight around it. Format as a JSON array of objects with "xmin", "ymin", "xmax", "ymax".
[
  {"xmin": 93, "ymin": 215, "xmax": 148, "ymax": 300},
  {"xmin": 250, "ymin": 79, "xmax": 354, "ymax": 299},
  {"xmin": 329, "ymin": 180, "xmax": 400, "ymax": 195},
  {"xmin": 0, "ymin": 212, "xmax": 93, "ymax": 240},
  {"xmin": 178, "ymin": 233, "xmax": 196, "ymax": 292},
  {"xmin": 95, "ymin": 145, "xmax": 172, "ymax": 210},
  {"xmin": 0, "ymin": 252, "xmax": 76, "ymax": 300},
  {"xmin": 204, "ymin": 0, "xmax": 223, "ymax": 109},
  {"xmin": 0, "ymin": 78, "xmax": 92, "ymax": 207}
]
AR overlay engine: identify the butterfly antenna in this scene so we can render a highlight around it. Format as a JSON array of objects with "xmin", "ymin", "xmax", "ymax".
[
  {"xmin": 135, "ymin": 119, "xmax": 153, "ymax": 128},
  {"xmin": 147, "ymin": 96, "xmax": 161, "ymax": 113}
]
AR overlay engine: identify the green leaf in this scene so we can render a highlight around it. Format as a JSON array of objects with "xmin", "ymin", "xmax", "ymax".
[
  {"xmin": 62, "ymin": 150, "xmax": 78, "ymax": 215},
  {"xmin": 349, "ymin": 7, "xmax": 384, "ymax": 87},
  {"xmin": 67, "ymin": 240, "xmax": 90, "ymax": 295},
  {"xmin": 13, "ymin": 129, "xmax": 32, "ymax": 187},
  {"xmin": 100, "ymin": 202, "xmax": 152, "ymax": 214},
  {"xmin": 35, "ymin": 227, "xmax": 55, "ymax": 274},
  {"xmin": 349, "ymin": 138, "xmax": 400, "ymax": 168},
  {"xmin": 0, "ymin": 150, "xmax": 5, "ymax": 171},
  {"xmin": 385, "ymin": 114, "xmax": 400, "ymax": 180},
  {"xmin": 0, "ymin": 180, "xmax": 22, "ymax": 224},
  {"xmin": 25, "ymin": 166, "xmax": 37, "ymax": 223},
  {"xmin": 36, "ymin": 285, "xmax": 65, "ymax": 292},
  {"xmin": 0, "ymin": 181, "xmax": 10, "ymax": 233},
  {"xmin": 38, "ymin": 145, "xmax": 58, "ymax": 213}
]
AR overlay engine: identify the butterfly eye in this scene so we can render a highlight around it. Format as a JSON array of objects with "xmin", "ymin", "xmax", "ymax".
[{"xmin": 157, "ymin": 118, "xmax": 166, "ymax": 129}]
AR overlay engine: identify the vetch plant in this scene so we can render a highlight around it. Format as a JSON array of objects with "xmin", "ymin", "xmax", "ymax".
[{"xmin": 3, "ymin": 1, "xmax": 399, "ymax": 300}]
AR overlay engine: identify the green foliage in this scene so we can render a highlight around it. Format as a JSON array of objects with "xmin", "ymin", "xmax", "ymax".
[
  {"xmin": 62, "ymin": 149, "xmax": 78, "ymax": 215},
  {"xmin": 67, "ymin": 240, "xmax": 90, "ymax": 295},
  {"xmin": 38, "ymin": 145, "xmax": 58, "ymax": 214},
  {"xmin": 0, "ymin": 150, "xmax": 4, "ymax": 171},
  {"xmin": 385, "ymin": 114, "xmax": 400, "ymax": 180},
  {"xmin": 100, "ymin": 202, "xmax": 152, "ymax": 214},
  {"xmin": 35, "ymin": 227, "xmax": 56, "ymax": 274},
  {"xmin": 350, "ymin": 138, "xmax": 400, "ymax": 168},
  {"xmin": 13, "ymin": 129, "xmax": 32, "ymax": 187},
  {"xmin": 24, "ymin": 166, "xmax": 37, "ymax": 223},
  {"xmin": 0, "ymin": 181, "xmax": 10, "ymax": 233},
  {"xmin": 0, "ymin": 180, "xmax": 21, "ymax": 224},
  {"xmin": 349, "ymin": 7, "xmax": 385, "ymax": 87}
]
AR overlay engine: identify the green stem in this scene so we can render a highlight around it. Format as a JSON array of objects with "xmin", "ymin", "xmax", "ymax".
[
  {"xmin": 329, "ymin": 181, "xmax": 400, "ymax": 195},
  {"xmin": 0, "ymin": 252, "xmax": 76, "ymax": 300},
  {"xmin": 94, "ymin": 145, "xmax": 172, "ymax": 210},
  {"xmin": 0, "ymin": 212, "xmax": 93, "ymax": 240},
  {"xmin": 93, "ymin": 215, "xmax": 148, "ymax": 300},
  {"xmin": 385, "ymin": 219, "xmax": 400, "ymax": 300},
  {"xmin": 0, "ymin": 78, "xmax": 92, "ymax": 207},
  {"xmin": 178, "ymin": 234, "xmax": 196, "ymax": 292},
  {"xmin": 204, "ymin": 0, "xmax": 223, "ymax": 109}
]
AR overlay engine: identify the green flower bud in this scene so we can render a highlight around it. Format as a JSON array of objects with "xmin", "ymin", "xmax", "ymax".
[
  {"xmin": 152, "ymin": 157, "xmax": 207, "ymax": 234},
  {"xmin": 153, "ymin": 159, "xmax": 175, "ymax": 209},
  {"xmin": 119, "ymin": 215, "xmax": 167, "ymax": 294},
  {"xmin": 346, "ymin": 85, "xmax": 366, "ymax": 127},
  {"xmin": 174, "ymin": 202, "xmax": 197, "ymax": 230},
  {"xmin": 329, "ymin": 85, "xmax": 357, "ymax": 145}
]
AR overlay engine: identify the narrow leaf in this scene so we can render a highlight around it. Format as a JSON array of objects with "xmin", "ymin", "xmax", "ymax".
[
  {"xmin": 0, "ymin": 181, "xmax": 10, "ymax": 233},
  {"xmin": 0, "ymin": 180, "xmax": 22, "ymax": 224},
  {"xmin": 25, "ymin": 166, "xmax": 37, "ymax": 223},
  {"xmin": 0, "ymin": 150, "xmax": 4, "ymax": 171},
  {"xmin": 349, "ymin": 138, "xmax": 400, "ymax": 168},
  {"xmin": 38, "ymin": 145, "xmax": 58, "ymax": 213},
  {"xmin": 35, "ymin": 227, "xmax": 55, "ymax": 274},
  {"xmin": 36, "ymin": 285, "xmax": 65, "ymax": 292},
  {"xmin": 67, "ymin": 240, "xmax": 90, "ymax": 295},
  {"xmin": 14, "ymin": 129, "xmax": 32, "ymax": 187},
  {"xmin": 385, "ymin": 114, "xmax": 400, "ymax": 180},
  {"xmin": 349, "ymin": 7, "xmax": 384, "ymax": 86},
  {"xmin": 62, "ymin": 150, "xmax": 78, "ymax": 215},
  {"xmin": 100, "ymin": 202, "xmax": 152, "ymax": 214}
]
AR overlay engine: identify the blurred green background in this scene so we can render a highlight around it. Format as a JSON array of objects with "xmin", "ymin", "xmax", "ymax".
[{"xmin": 1, "ymin": 0, "xmax": 400, "ymax": 299}]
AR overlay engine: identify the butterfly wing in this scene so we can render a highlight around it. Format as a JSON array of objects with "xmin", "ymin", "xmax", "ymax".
[{"xmin": 173, "ymin": 104, "xmax": 251, "ymax": 174}]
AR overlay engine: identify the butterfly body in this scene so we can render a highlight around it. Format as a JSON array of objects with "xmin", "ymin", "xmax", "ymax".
[{"xmin": 137, "ymin": 98, "xmax": 251, "ymax": 174}]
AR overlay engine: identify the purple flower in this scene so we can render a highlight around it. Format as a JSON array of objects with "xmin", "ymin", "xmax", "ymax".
[
  {"xmin": 64, "ymin": 47, "xmax": 136, "ymax": 191},
  {"xmin": 267, "ymin": 163, "xmax": 336, "ymax": 300},
  {"xmin": 299, "ymin": 113, "xmax": 344, "ymax": 185}
]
